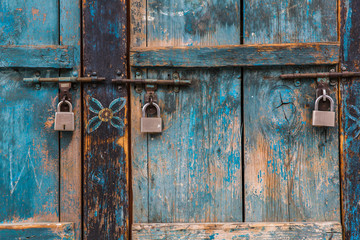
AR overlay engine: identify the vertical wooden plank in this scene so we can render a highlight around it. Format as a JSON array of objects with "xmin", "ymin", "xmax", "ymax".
[
  {"xmin": 131, "ymin": 0, "xmax": 147, "ymax": 48},
  {"xmin": 131, "ymin": 0, "xmax": 242, "ymax": 223},
  {"xmin": 82, "ymin": 0, "xmax": 129, "ymax": 239},
  {"xmin": 130, "ymin": 0, "xmax": 148, "ymax": 224},
  {"xmin": 340, "ymin": 0, "xmax": 360, "ymax": 239},
  {"xmin": 60, "ymin": 0, "xmax": 81, "ymax": 239},
  {"xmin": 244, "ymin": 0, "xmax": 340, "ymax": 222},
  {"xmin": 0, "ymin": 0, "xmax": 60, "ymax": 223}
]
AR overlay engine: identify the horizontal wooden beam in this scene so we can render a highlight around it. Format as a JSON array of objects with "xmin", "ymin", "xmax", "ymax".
[
  {"xmin": 0, "ymin": 222, "xmax": 74, "ymax": 239},
  {"xmin": 130, "ymin": 43, "xmax": 340, "ymax": 68},
  {"xmin": 0, "ymin": 45, "xmax": 75, "ymax": 68},
  {"xmin": 133, "ymin": 222, "xmax": 342, "ymax": 239}
]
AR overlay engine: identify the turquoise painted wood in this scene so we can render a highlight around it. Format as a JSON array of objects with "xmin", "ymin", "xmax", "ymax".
[
  {"xmin": 131, "ymin": 0, "xmax": 242, "ymax": 223},
  {"xmin": 131, "ymin": 0, "xmax": 342, "ymax": 237},
  {"xmin": 244, "ymin": 0, "xmax": 340, "ymax": 222},
  {"xmin": 0, "ymin": 45, "xmax": 75, "ymax": 68},
  {"xmin": 59, "ymin": 0, "xmax": 82, "ymax": 239},
  {"xmin": 0, "ymin": 223, "xmax": 75, "ymax": 240},
  {"xmin": 0, "ymin": 1, "xmax": 81, "ymax": 239},
  {"xmin": 130, "ymin": 43, "xmax": 340, "ymax": 68},
  {"xmin": 0, "ymin": 0, "xmax": 60, "ymax": 223},
  {"xmin": 0, "ymin": 0, "xmax": 59, "ymax": 45}
]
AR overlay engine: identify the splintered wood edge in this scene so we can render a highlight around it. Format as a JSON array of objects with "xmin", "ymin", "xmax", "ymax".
[
  {"xmin": 133, "ymin": 222, "xmax": 342, "ymax": 239},
  {"xmin": 0, "ymin": 222, "xmax": 74, "ymax": 230}
]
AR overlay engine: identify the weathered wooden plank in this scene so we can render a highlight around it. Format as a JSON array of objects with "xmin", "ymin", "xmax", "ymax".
[
  {"xmin": 132, "ymin": 0, "xmax": 242, "ymax": 224},
  {"xmin": 59, "ymin": 0, "xmax": 81, "ymax": 240},
  {"xmin": 0, "ymin": 0, "xmax": 60, "ymax": 223},
  {"xmin": 130, "ymin": 43, "xmax": 340, "ymax": 67},
  {"xmin": 244, "ymin": 0, "xmax": 340, "ymax": 222},
  {"xmin": 245, "ymin": 0, "xmax": 338, "ymax": 44},
  {"xmin": 340, "ymin": 0, "xmax": 360, "ymax": 239},
  {"xmin": 0, "ymin": 45, "xmax": 75, "ymax": 68},
  {"xmin": 0, "ymin": 0, "xmax": 59, "ymax": 45},
  {"xmin": 82, "ymin": 0, "xmax": 129, "ymax": 239},
  {"xmin": 132, "ymin": 222, "xmax": 342, "ymax": 240},
  {"xmin": 0, "ymin": 222, "xmax": 74, "ymax": 240},
  {"xmin": 146, "ymin": 0, "xmax": 241, "ymax": 47},
  {"xmin": 130, "ymin": 0, "xmax": 146, "ymax": 48},
  {"xmin": 0, "ymin": 70, "xmax": 59, "ymax": 223}
]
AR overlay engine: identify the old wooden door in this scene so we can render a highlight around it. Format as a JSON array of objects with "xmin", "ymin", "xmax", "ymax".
[
  {"xmin": 0, "ymin": 0, "xmax": 81, "ymax": 239},
  {"xmin": 130, "ymin": 0, "xmax": 343, "ymax": 239}
]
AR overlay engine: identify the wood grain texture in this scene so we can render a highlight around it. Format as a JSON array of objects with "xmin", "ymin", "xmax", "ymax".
[
  {"xmin": 131, "ymin": 0, "xmax": 242, "ymax": 224},
  {"xmin": 340, "ymin": 0, "xmax": 360, "ymax": 239},
  {"xmin": 146, "ymin": 0, "xmax": 241, "ymax": 47},
  {"xmin": 245, "ymin": 0, "xmax": 338, "ymax": 44},
  {"xmin": 0, "ymin": 45, "xmax": 75, "ymax": 68},
  {"xmin": 82, "ymin": 0, "xmax": 129, "ymax": 239},
  {"xmin": 244, "ymin": 0, "xmax": 340, "ymax": 222},
  {"xmin": 130, "ymin": 0, "xmax": 146, "ymax": 48},
  {"xmin": 0, "ymin": 70, "xmax": 59, "ymax": 223},
  {"xmin": 0, "ymin": 0, "xmax": 59, "ymax": 45},
  {"xmin": 0, "ymin": 222, "xmax": 74, "ymax": 240},
  {"xmin": 130, "ymin": 43, "xmax": 340, "ymax": 67},
  {"xmin": 132, "ymin": 222, "xmax": 342, "ymax": 240},
  {"xmin": 244, "ymin": 66, "xmax": 340, "ymax": 222},
  {"xmin": 0, "ymin": 0, "xmax": 60, "ymax": 223},
  {"xmin": 59, "ymin": 0, "xmax": 81, "ymax": 240}
]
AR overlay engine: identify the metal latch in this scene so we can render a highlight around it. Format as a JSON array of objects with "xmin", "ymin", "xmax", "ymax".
[
  {"xmin": 112, "ymin": 70, "xmax": 191, "ymax": 114},
  {"xmin": 24, "ymin": 71, "xmax": 105, "ymax": 110},
  {"xmin": 280, "ymin": 69, "xmax": 360, "ymax": 114}
]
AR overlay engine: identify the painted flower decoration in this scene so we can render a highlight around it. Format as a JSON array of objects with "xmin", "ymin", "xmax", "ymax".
[
  {"xmin": 347, "ymin": 105, "xmax": 360, "ymax": 139},
  {"xmin": 87, "ymin": 97, "xmax": 126, "ymax": 133}
]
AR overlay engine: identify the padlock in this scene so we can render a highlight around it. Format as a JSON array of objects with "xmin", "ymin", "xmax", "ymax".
[
  {"xmin": 312, "ymin": 94, "xmax": 335, "ymax": 127},
  {"xmin": 141, "ymin": 102, "xmax": 162, "ymax": 133},
  {"xmin": 54, "ymin": 100, "xmax": 75, "ymax": 131}
]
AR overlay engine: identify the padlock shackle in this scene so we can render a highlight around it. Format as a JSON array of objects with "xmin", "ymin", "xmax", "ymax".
[
  {"xmin": 142, "ymin": 102, "xmax": 160, "ymax": 117},
  {"xmin": 57, "ymin": 100, "xmax": 73, "ymax": 112},
  {"xmin": 314, "ymin": 94, "xmax": 334, "ymax": 112}
]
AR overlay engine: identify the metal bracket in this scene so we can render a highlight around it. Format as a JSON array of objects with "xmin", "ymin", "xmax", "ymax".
[
  {"xmin": 59, "ymin": 82, "xmax": 72, "ymax": 111},
  {"xmin": 135, "ymin": 70, "xmax": 144, "ymax": 94},
  {"xmin": 315, "ymin": 77, "xmax": 331, "ymax": 111},
  {"xmin": 280, "ymin": 69, "xmax": 346, "ymax": 111},
  {"xmin": 24, "ymin": 72, "xmax": 105, "ymax": 110}
]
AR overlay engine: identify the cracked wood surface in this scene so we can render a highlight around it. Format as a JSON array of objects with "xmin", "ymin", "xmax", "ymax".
[
  {"xmin": 0, "ymin": 0, "xmax": 60, "ymax": 223},
  {"xmin": 131, "ymin": 0, "xmax": 340, "ymax": 227},
  {"xmin": 131, "ymin": 0, "xmax": 242, "ymax": 224},
  {"xmin": 130, "ymin": 43, "xmax": 340, "ymax": 68},
  {"xmin": 82, "ymin": 0, "xmax": 129, "ymax": 239},
  {"xmin": 244, "ymin": 0, "xmax": 340, "ymax": 222}
]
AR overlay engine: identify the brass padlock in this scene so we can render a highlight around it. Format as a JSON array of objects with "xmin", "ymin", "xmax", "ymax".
[
  {"xmin": 54, "ymin": 100, "xmax": 75, "ymax": 131},
  {"xmin": 141, "ymin": 102, "xmax": 162, "ymax": 133},
  {"xmin": 312, "ymin": 94, "xmax": 335, "ymax": 127}
]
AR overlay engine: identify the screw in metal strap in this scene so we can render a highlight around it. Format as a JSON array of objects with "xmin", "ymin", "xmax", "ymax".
[
  {"xmin": 142, "ymin": 102, "xmax": 160, "ymax": 118},
  {"xmin": 57, "ymin": 100, "xmax": 73, "ymax": 112},
  {"xmin": 314, "ymin": 94, "xmax": 334, "ymax": 112}
]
